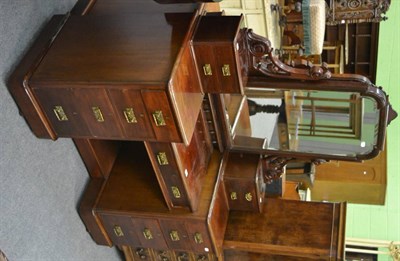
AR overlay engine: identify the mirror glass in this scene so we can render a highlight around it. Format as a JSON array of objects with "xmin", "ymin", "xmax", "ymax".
[{"xmin": 224, "ymin": 87, "xmax": 380, "ymax": 157}]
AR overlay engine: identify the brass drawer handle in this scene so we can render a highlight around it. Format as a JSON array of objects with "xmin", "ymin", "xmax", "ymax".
[
  {"xmin": 92, "ymin": 106, "xmax": 104, "ymax": 122},
  {"xmin": 222, "ymin": 64, "xmax": 231, "ymax": 76},
  {"xmin": 123, "ymin": 108, "xmax": 137, "ymax": 123},
  {"xmin": 53, "ymin": 106, "xmax": 68, "ymax": 121},
  {"xmin": 113, "ymin": 225, "xmax": 124, "ymax": 237},
  {"xmin": 230, "ymin": 192, "xmax": 237, "ymax": 200},
  {"xmin": 152, "ymin": 110, "xmax": 166, "ymax": 126},
  {"xmin": 143, "ymin": 228, "xmax": 153, "ymax": 240},
  {"xmin": 157, "ymin": 152, "xmax": 169, "ymax": 165},
  {"xmin": 203, "ymin": 64, "xmax": 212, "ymax": 76},
  {"xmin": 169, "ymin": 230, "xmax": 180, "ymax": 241},
  {"xmin": 194, "ymin": 232, "xmax": 203, "ymax": 244},
  {"xmin": 171, "ymin": 186, "xmax": 181, "ymax": 199},
  {"xmin": 245, "ymin": 192, "xmax": 253, "ymax": 202}
]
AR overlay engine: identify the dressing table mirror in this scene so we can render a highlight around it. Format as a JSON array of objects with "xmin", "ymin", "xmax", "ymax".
[{"xmin": 211, "ymin": 28, "xmax": 397, "ymax": 181}]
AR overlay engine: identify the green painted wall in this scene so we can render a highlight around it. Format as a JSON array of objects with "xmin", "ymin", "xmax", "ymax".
[{"xmin": 345, "ymin": 2, "xmax": 400, "ymax": 260}]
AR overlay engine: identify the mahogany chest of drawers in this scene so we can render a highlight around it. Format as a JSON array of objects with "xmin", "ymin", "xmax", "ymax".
[
  {"xmin": 191, "ymin": 15, "xmax": 247, "ymax": 94},
  {"xmin": 11, "ymin": 12, "xmax": 204, "ymax": 144},
  {"xmin": 221, "ymin": 152, "xmax": 265, "ymax": 212},
  {"xmin": 79, "ymin": 145, "xmax": 228, "ymax": 260}
]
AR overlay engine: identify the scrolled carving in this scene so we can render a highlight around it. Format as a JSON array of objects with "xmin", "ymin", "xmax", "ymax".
[
  {"xmin": 262, "ymin": 156, "xmax": 292, "ymax": 184},
  {"xmin": 243, "ymin": 29, "xmax": 331, "ymax": 81}
]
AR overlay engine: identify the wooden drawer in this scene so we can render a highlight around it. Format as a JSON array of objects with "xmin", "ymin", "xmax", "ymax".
[
  {"xmin": 192, "ymin": 15, "xmax": 245, "ymax": 94},
  {"xmin": 33, "ymin": 88, "xmax": 91, "ymax": 137},
  {"xmin": 146, "ymin": 141, "xmax": 190, "ymax": 209},
  {"xmin": 33, "ymin": 87, "xmax": 124, "ymax": 138},
  {"xmin": 132, "ymin": 218, "xmax": 168, "ymax": 249},
  {"xmin": 108, "ymin": 89, "xmax": 154, "ymax": 140},
  {"xmin": 142, "ymin": 90, "xmax": 180, "ymax": 142},
  {"xmin": 100, "ymin": 214, "xmax": 139, "ymax": 246},
  {"xmin": 74, "ymin": 88, "xmax": 123, "ymax": 138},
  {"xmin": 223, "ymin": 152, "xmax": 264, "ymax": 212},
  {"xmin": 185, "ymin": 221, "xmax": 213, "ymax": 254},
  {"xmin": 160, "ymin": 219, "xmax": 191, "ymax": 251},
  {"xmin": 151, "ymin": 249, "xmax": 175, "ymax": 261},
  {"xmin": 145, "ymin": 111, "xmax": 212, "ymax": 211}
]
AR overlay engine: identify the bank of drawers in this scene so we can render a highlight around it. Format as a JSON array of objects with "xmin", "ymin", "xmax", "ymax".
[
  {"xmin": 222, "ymin": 152, "xmax": 265, "ymax": 212},
  {"xmin": 125, "ymin": 246, "xmax": 216, "ymax": 261},
  {"xmin": 191, "ymin": 15, "xmax": 247, "ymax": 94},
  {"xmin": 100, "ymin": 214, "xmax": 215, "ymax": 257},
  {"xmin": 33, "ymin": 87, "xmax": 181, "ymax": 142},
  {"xmin": 145, "ymin": 110, "xmax": 212, "ymax": 211}
]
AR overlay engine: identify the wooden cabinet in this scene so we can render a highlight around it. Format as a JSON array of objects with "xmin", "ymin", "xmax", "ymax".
[
  {"xmin": 311, "ymin": 148, "xmax": 387, "ymax": 205},
  {"xmin": 224, "ymin": 198, "xmax": 347, "ymax": 260},
  {"xmin": 221, "ymin": 152, "xmax": 264, "ymax": 212},
  {"xmin": 84, "ymin": 145, "xmax": 228, "ymax": 259},
  {"xmin": 326, "ymin": 0, "xmax": 391, "ymax": 25},
  {"xmin": 192, "ymin": 15, "xmax": 247, "ymax": 94},
  {"xmin": 14, "ymin": 12, "xmax": 204, "ymax": 143}
]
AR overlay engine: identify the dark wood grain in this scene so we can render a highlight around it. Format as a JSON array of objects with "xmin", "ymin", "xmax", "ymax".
[{"xmin": 224, "ymin": 198, "xmax": 347, "ymax": 260}]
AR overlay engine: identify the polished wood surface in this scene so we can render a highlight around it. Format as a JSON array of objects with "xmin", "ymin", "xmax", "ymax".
[
  {"xmin": 312, "ymin": 147, "xmax": 387, "ymax": 205},
  {"xmin": 221, "ymin": 152, "xmax": 264, "ymax": 212},
  {"xmin": 224, "ymin": 198, "xmax": 346, "ymax": 260}
]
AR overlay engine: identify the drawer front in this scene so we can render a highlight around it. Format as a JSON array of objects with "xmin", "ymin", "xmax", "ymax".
[
  {"xmin": 193, "ymin": 253, "xmax": 217, "ymax": 261},
  {"xmin": 100, "ymin": 214, "xmax": 139, "ymax": 246},
  {"xmin": 192, "ymin": 45, "xmax": 219, "ymax": 93},
  {"xmin": 142, "ymin": 90, "xmax": 180, "ymax": 142},
  {"xmin": 132, "ymin": 218, "xmax": 168, "ymax": 249},
  {"xmin": 33, "ymin": 88, "xmax": 90, "ymax": 137},
  {"xmin": 74, "ymin": 88, "xmax": 123, "ymax": 138},
  {"xmin": 108, "ymin": 89, "xmax": 154, "ymax": 140},
  {"xmin": 185, "ymin": 221, "xmax": 213, "ymax": 254},
  {"xmin": 152, "ymin": 249, "xmax": 175, "ymax": 261},
  {"xmin": 160, "ymin": 219, "xmax": 191, "ymax": 251},
  {"xmin": 224, "ymin": 179, "xmax": 259, "ymax": 212},
  {"xmin": 213, "ymin": 45, "xmax": 241, "ymax": 94},
  {"xmin": 147, "ymin": 142, "xmax": 190, "ymax": 208},
  {"xmin": 131, "ymin": 247, "xmax": 152, "ymax": 261}
]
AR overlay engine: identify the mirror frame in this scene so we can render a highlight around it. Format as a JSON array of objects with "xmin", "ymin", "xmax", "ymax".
[{"xmin": 214, "ymin": 29, "xmax": 397, "ymax": 164}]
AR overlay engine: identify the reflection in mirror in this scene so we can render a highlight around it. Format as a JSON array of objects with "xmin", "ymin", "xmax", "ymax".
[{"xmin": 225, "ymin": 87, "xmax": 380, "ymax": 158}]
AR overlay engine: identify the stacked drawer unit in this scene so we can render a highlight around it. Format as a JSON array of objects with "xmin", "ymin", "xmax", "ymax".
[
  {"xmin": 221, "ymin": 152, "xmax": 265, "ymax": 212},
  {"xmin": 145, "ymin": 110, "xmax": 213, "ymax": 211},
  {"xmin": 191, "ymin": 15, "xmax": 248, "ymax": 94}
]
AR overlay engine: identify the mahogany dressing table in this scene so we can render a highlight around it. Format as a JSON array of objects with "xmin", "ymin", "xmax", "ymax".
[{"xmin": 7, "ymin": 0, "xmax": 396, "ymax": 260}]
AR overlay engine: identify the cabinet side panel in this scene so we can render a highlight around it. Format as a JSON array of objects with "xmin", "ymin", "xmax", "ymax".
[
  {"xmin": 78, "ymin": 178, "xmax": 111, "ymax": 246},
  {"xmin": 6, "ymin": 15, "xmax": 67, "ymax": 139}
]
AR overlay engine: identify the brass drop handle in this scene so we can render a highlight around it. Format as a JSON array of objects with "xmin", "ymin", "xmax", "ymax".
[
  {"xmin": 194, "ymin": 232, "xmax": 203, "ymax": 244},
  {"xmin": 156, "ymin": 152, "xmax": 169, "ymax": 165},
  {"xmin": 222, "ymin": 64, "xmax": 231, "ymax": 76},
  {"xmin": 53, "ymin": 106, "xmax": 69, "ymax": 121},
  {"xmin": 113, "ymin": 225, "xmax": 124, "ymax": 237},
  {"xmin": 230, "ymin": 192, "xmax": 237, "ymax": 200},
  {"xmin": 203, "ymin": 64, "xmax": 212, "ymax": 76},
  {"xmin": 92, "ymin": 106, "xmax": 104, "ymax": 122},
  {"xmin": 123, "ymin": 108, "xmax": 137, "ymax": 123},
  {"xmin": 143, "ymin": 228, "xmax": 153, "ymax": 240},
  {"xmin": 171, "ymin": 186, "xmax": 181, "ymax": 199},
  {"xmin": 169, "ymin": 230, "xmax": 180, "ymax": 241},
  {"xmin": 152, "ymin": 110, "xmax": 166, "ymax": 126},
  {"xmin": 245, "ymin": 192, "xmax": 253, "ymax": 202}
]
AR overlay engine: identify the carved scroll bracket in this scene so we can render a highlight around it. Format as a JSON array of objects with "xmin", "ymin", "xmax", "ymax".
[
  {"xmin": 243, "ymin": 28, "xmax": 332, "ymax": 81},
  {"xmin": 262, "ymin": 156, "xmax": 327, "ymax": 184}
]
